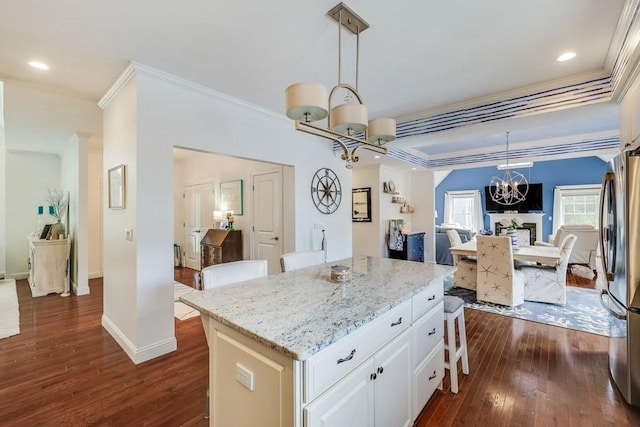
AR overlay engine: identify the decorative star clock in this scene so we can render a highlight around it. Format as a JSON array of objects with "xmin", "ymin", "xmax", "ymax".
[{"xmin": 311, "ymin": 168, "xmax": 342, "ymax": 214}]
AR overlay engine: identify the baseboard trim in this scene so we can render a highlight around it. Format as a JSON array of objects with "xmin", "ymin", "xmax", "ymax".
[
  {"xmin": 11, "ymin": 272, "xmax": 29, "ymax": 280},
  {"xmin": 88, "ymin": 271, "xmax": 102, "ymax": 280},
  {"xmin": 101, "ymin": 314, "xmax": 177, "ymax": 364}
]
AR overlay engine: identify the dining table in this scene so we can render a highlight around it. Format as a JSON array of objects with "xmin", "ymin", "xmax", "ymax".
[{"xmin": 449, "ymin": 240, "xmax": 561, "ymax": 266}]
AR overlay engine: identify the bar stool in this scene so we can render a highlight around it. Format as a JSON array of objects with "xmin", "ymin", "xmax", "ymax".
[{"xmin": 444, "ymin": 295, "xmax": 469, "ymax": 393}]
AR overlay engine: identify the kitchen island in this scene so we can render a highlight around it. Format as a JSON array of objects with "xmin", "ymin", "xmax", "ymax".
[{"xmin": 180, "ymin": 256, "xmax": 454, "ymax": 427}]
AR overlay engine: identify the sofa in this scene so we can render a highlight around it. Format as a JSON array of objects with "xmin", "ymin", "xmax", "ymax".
[
  {"xmin": 435, "ymin": 226, "xmax": 473, "ymax": 265},
  {"xmin": 536, "ymin": 224, "xmax": 599, "ymax": 271}
]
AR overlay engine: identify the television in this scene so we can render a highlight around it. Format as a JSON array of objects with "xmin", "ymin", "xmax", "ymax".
[{"xmin": 484, "ymin": 183, "xmax": 543, "ymax": 213}]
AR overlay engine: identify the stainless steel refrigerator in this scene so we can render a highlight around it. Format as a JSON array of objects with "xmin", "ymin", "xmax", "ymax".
[{"xmin": 600, "ymin": 146, "xmax": 640, "ymax": 406}]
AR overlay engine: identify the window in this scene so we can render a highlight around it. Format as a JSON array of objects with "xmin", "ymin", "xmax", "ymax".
[
  {"xmin": 444, "ymin": 190, "xmax": 483, "ymax": 231},
  {"xmin": 552, "ymin": 185, "xmax": 600, "ymax": 230}
]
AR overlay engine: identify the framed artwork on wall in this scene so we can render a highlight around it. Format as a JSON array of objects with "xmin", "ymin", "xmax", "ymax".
[
  {"xmin": 352, "ymin": 187, "xmax": 372, "ymax": 222},
  {"xmin": 220, "ymin": 179, "xmax": 243, "ymax": 215},
  {"xmin": 108, "ymin": 164, "xmax": 126, "ymax": 209}
]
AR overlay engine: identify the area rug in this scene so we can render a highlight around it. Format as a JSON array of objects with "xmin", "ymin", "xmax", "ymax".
[
  {"xmin": 445, "ymin": 285, "xmax": 623, "ymax": 337},
  {"xmin": 174, "ymin": 282, "xmax": 200, "ymax": 320},
  {"xmin": 0, "ymin": 279, "xmax": 20, "ymax": 339}
]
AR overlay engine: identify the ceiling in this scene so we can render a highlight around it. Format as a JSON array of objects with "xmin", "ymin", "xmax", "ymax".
[{"xmin": 0, "ymin": 0, "xmax": 633, "ymax": 170}]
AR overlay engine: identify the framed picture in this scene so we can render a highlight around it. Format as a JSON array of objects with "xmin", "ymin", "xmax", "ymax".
[
  {"xmin": 39, "ymin": 224, "xmax": 52, "ymax": 240},
  {"xmin": 220, "ymin": 179, "xmax": 243, "ymax": 216},
  {"xmin": 108, "ymin": 164, "xmax": 126, "ymax": 209},
  {"xmin": 352, "ymin": 187, "xmax": 372, "ymax": 222}
]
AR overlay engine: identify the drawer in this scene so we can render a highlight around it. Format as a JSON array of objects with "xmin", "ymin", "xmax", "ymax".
[
  {"xmin": 412, "ymin": 280, "xmax": 443, "ymax": 321},
  {"xmin": 412, "ymin": 302, "xmax": 443, "ymax": 368},
  {"xmin": 412, "ymin": 342, "xmax": 444, "ymax": 421},
  {"xmin": 304, "ymin": 299, "xmax": 412, "ymax": 403}
]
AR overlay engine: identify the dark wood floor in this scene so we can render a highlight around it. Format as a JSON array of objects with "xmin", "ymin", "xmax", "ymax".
[{"xmin": 1, "ymin": 267, "xmax": 638, "ymax": 426}]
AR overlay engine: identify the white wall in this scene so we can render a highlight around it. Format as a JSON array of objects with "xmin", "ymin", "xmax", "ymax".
[
  {"xmin": 88, "ymin": 139, "xmax": 103, "ymax": 279},
  {"xmin": 352, "ymin": 166, "xmax": 381, "ymax": 257},
  {"xmin": 0, "ymin": 81, "xmax": 5, "ymax": 278},
  {"xmin": 6, "ymin": 151, "xmax": 60, "ymax": 277},
  {"xmin": 100, "ymin": 63, "xmax": 352, "ymax": 363},
  {"xmin": 411, "ymin": 171, "xmax": 436, "ymax": 262}
]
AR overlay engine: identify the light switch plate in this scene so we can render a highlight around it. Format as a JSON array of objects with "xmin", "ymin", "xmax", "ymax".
[
  {"xmin": 125, "ymin": 229, "xmax": 134, "ymax": 241},
  {"xmin": 313, "ymin": 221, "xmax": 324, "ymax": 230}
]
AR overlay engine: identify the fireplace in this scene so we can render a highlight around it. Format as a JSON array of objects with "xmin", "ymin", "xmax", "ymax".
[
  {"xmin": 487, "ymin": 213, "xmax": 545, "ymax": 243},
  {"xmin": 494, "ymin": 222, "xmax": 537, "ymax": 245}
]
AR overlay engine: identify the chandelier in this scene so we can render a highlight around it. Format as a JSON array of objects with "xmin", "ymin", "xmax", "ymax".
[
  {"xmin": 489, "ymin": 132, "xmax": 529, "ymax": 205},
  {"xmin": 285, "ymin": 3, "xmax": 395, "ymax": 169}
]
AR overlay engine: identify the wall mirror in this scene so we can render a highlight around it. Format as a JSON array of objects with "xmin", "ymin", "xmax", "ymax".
[
  {"xmin": 352, "ymin": 187, "xmax": 372, "ymax": 222},
  {"xmin": 108, "ymin": 164, "xmax": 126, "ymax": 209}
]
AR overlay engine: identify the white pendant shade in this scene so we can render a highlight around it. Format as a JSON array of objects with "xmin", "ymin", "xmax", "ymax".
[
  {"xmin": 285, "ymin": 83, "xmax": 328, "ymax": 122},
  {"xmin": 367, "ymin": 117, "xmax": 396, "ymax": 144},
  {"xmin": 330, "ymin": 103, "xmax": 368, "ymax": 135}
]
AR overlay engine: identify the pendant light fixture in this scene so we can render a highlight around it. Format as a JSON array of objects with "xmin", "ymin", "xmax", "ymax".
[
  {"xmin": 285, "ymin": 2, "xmax": 395, "ymax": 168},
  {"xmin": 489, "ymin": 132, "xmax": 529, "ymax": 205}
]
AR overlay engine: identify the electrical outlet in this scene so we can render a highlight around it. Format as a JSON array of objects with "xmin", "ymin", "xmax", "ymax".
[
  {"xmin": 313, "ymin": 221, "xmax": 324, "ymax": 230},
  {"xmin": 235, "ymin": 363, "xmax": 254, "ymax": 391}
]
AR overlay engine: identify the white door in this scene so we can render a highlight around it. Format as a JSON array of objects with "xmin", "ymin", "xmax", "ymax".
[
  {"xmin": 252, "ymin": 171, "xmax": 282, "ymax": 275},
  {"xmin": 374, "ymin": 329, "xmax": 412, "ymax": 427},
  {"xmin": 183, "ymin": 183, "xmax": 216, "ymax": 270}
]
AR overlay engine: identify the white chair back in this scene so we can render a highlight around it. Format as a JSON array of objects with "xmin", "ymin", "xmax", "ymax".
[
  {"xmin": 280, "ymin": 250, "xmax": 324, "ymax": 272},
  {"xmin": 476, "ymin": 235, "xmax": 524, "ymax": 307},
  {"xmin": 446, "ymin": 230, "xmax": 463, "ymax": 247},
  {"xmin": 201, "ymin": 260, "xmax": 268, "ymax": 290}
]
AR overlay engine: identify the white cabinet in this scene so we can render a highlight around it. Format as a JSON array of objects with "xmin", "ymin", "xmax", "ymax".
[
  {"xmin": 27, "ymin": 236, "xmax": 70, "ymax": 297},
  {"xmin": 305, "ymin": 330, "xmax": 412, "ymax": 427}
]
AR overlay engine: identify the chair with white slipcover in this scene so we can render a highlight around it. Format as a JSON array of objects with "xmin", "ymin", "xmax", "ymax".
[
  {"xmin": 476, "ymin": 235, "xmax": 525, "ymax": 308},
  {"xmin": 447, "ymin": 229, "xmax": 477, "ymax": 290},
  {"xmin": 536, "ymin": 225, "xmax": 597, "ymax": 271},
  {"xmin": 519, "ymin": 234, "xmax": 577, "ymax": 306},
  {"xmin": 280, "ymin": 250, "xmax": 324, "ymax": 272}
]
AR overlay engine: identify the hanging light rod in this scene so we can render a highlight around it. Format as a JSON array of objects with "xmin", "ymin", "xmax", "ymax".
[
  {"xmin": 285, "ymin": 2, "xmax": 394, "ymax": 169},
  {"xmin": 497, "ymin": 161, "xmax": 533, "ymax": 170}
]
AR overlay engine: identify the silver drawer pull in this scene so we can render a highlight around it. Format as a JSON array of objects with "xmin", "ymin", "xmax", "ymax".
[
  {"xmin": 390, "ymin": 317, "xmax": 403, "ymax": 327},
  {"xmin": 337, "ymin": 349, "xmax": 356, "ymax": 365},
  {"xmin": 428, "ymin": 371, "xmax": 437, "ymax": 381},
  {"xmin": 428, "ymin": 328, "xmax": 437, "ymax": 336},
  {"xmin": 427, "ymin": 295, "xmax": 436, "ymax": 301}
]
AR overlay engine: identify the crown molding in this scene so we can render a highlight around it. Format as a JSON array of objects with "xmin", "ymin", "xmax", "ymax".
[{"xmin": 97, "ymin": 62, "xmax": 136, "ymax": 109}]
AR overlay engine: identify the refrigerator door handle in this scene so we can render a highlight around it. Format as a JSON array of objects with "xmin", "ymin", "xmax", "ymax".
[
  {"xmin": 600, "ymin": 289, "xmax": 627, "ymax": 320},
  {"xmin": 599, "ymin": 171, "xmax": 616, "ymax": 282}
]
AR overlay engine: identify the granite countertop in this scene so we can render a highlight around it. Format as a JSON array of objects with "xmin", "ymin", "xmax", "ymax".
[{"xmin": 180, "ymin": 256, "xmax": 454, "ymax": 361}]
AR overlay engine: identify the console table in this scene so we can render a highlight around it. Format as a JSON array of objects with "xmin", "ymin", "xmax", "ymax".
[{"xmin": 27, "ymin": 236, "xmax": 71, "ymax": 297}]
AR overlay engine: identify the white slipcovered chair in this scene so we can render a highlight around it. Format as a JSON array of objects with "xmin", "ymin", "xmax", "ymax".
[
  {"xmin": 200, "ymin": 260, "xmax": 268, "ymax": 290},
  {"xmin": 447, "ymin": 229, "xmax": 477, "ymax": 290},
  {"xmin": 536, "ymin": 225, "xmax": 598, "ymax": 271},
  {"xmin": 519, "ymin": 234, "xmax": 577, "ymax": 306},
  {"xmin": 476, "ymin": 235, "xmax": 525, "ymax": 308},
  {"xmin": 280, "ymin": 250, "xmax": 324, "ymax": 272}
]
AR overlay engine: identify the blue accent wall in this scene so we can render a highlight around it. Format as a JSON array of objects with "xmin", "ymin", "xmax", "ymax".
[{"xmin": 435, "ymin": 156, "xmax": 607, "ymax": 239}]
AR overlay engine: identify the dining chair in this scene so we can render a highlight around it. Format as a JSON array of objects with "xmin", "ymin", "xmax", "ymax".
[
  {"xmin": 536, "ymin": 225, "xmax": 597, "ymax": 271},
  {"xmin": 518, "ymin": 234, "xmax": 577, "ymax": 306},
  {"xmin": 280, "ymin": 250, "xmax": 324, "ymax": 272},
  {"xmin": 447, "ymin": 230, "xmax": 477, "ymax": 290},
  {"xmin": 200, "ymin": 260, "xmax": 268, "ymax": 290},
  {"xmin": 476, "ymin": 235, "xmax": 525, "ymax": 308},
  {"xmin": 199, "ymin": 259, "xmax": 268, "ymax": 419}
]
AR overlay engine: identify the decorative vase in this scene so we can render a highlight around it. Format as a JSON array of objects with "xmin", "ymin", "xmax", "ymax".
[
  {"xmin": 50, "ymin": 220, "xmax": 65, "ymax": 240},
  {"xmin": 506, "ymin": 228, "xmax": 519, "ymax": 249}
]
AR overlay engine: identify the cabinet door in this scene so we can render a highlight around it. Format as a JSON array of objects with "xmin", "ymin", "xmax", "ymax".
[
  {"xmin": 374, "ymin": 329, "xmax": 412, "ymax": 427},
  {"xmin": 305, "ymin": 358, "xmax": 375, "ymax": 427}
]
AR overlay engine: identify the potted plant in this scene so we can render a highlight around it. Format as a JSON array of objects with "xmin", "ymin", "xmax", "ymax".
[{"xmin": 45, "ymin": 188, "xmax": 69, "ymax": 240}]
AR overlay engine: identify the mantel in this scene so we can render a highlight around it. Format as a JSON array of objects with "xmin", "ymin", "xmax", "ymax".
[{"xmin": 487, "ymin": 213, "xmax": 545, "ymax": 243}]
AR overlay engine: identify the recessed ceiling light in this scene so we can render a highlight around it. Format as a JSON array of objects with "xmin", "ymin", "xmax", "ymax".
[
  {"xmin": 556, "ymin": 52, "xmax": 576, "ymax": 62},
  {"xmin": 374, "ymin": 155, "xmax": 380, "ymax": 159},
  {"xmin": 412, "ymin": 167, "xmax": 416, "ymax": 170},
  {"xmin": 28, "ymin": 61, "xmax": 49, "ymax": 70}
]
